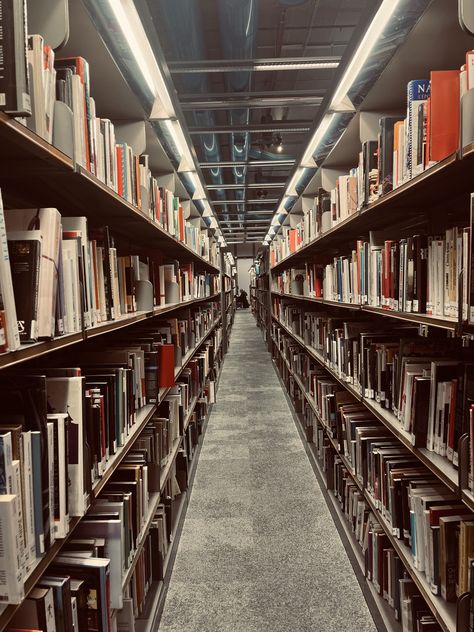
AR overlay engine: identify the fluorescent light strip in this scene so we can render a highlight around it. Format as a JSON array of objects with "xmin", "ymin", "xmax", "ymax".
[
  {"xmin": 265, "ymin": 0, "xmax": 401, "ymax": 245},
  {"xmin": 107, "ymin": 0, "xmax": 175, "ymax": 115},
  {"xmin": 330, "ymin": 0, "xmax": 401, "ymax": 110},
  {"xmin": 254, "ymin": 61, "xmax": 339, "ymax": 71}
]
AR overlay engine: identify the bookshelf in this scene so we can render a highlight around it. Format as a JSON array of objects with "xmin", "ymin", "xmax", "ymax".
[
  {"xmin": 253, "ymin": 2, "xmax": 474, "ymax": 630},
  {"xmin": 0, "ymin": 0, "xmax": 233, "ymax": 630}
]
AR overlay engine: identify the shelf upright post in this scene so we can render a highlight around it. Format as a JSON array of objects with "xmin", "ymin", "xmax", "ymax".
[
  {"xmin": 220, "ymin": 249, "xmax": 228, "ymax": 354},
  {"xmin": 265, "ymin": 249, "xmax": 272, "ymax": 351}
]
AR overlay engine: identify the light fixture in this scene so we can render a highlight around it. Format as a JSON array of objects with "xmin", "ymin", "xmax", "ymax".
[
  {"xmin": 104, "ymin": 0, "xmax": 175, "ymax": 118},
  {"xmin": 264, "ymin": 0, "xmax": 401, "ymax": 246},
  {"xmin": 300, "ymin": 113, "xmax": 335, "ymax": 167},
  {"xmin": 253, "ymin": 61, "xmax": 339, "ymax": 72},
  {"xmin": 164, "ymin": 119, "xmax": 196, "ymax": 172},
  {"xmin": 329, "ymin": 0, "xmax": 401, "ymax": 112}
]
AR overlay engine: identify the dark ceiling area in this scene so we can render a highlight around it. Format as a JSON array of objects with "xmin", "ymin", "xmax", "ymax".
[{"xmin": 147, "ymin": 0, "xmax": 378, "ymax": 245}]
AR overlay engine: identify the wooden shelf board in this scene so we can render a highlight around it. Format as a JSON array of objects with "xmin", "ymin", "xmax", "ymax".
[{"xmin": 271, "ymin": 292, "xmax": 459, "ymax": 331}]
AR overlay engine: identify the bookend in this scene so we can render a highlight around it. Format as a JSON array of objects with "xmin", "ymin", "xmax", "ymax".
[
  {"xmin": 456, "ymin": 591, "xmax": 471, "ymax": 631},
  {"xmin": 52, "ymin": 101, "xmax": 74, "ymax": 159}
]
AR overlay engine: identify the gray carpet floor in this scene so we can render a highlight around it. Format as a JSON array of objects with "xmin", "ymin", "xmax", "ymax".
[{"xmin": 158, "ymin": 310, "xmax": 378, "ymax": 632}]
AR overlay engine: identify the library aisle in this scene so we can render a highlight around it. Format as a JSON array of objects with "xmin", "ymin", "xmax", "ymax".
[{"xmin": 159, "ymin": 311, "xmax": 377, "ymax": 632}]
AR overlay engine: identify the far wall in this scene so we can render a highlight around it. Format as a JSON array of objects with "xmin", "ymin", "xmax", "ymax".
[{"xmin": 236, "ymin": 258, "xmax": 253, "ymax": 296}]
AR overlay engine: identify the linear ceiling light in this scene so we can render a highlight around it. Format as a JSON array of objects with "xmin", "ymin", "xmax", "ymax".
[
  {"xmin": 330, "ymin": 0, "xmax": 401, "ymax": 112},
  {"xmin": 106, "ymin": 0, "xmax": 175, "ymax": 118},
  {"xmin": 263, "ymin": 0, "xmax": 401, "ymax": 245}
]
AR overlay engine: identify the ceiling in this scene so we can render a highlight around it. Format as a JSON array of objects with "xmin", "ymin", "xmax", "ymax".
[{"xmin": 146, "ymin": 0, "xmax": 379, "ymax": 249}]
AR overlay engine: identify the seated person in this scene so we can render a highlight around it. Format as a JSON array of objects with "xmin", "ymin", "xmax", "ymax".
[{"xmin": 237, "ymin": 289, "xmax": 249, "ymax": 309}]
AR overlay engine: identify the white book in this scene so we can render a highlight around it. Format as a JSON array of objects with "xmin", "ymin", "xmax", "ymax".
[
  {"xmin": 10, "ymin": 459, "xmax": 26, "ymax": 575},
  {"xmin": 20, "ymin": 430, "xmax": 36, "ymax": 570},
  {"xmin": 71, "ymin": 596, "xmax": 79, "ymax": 632},
  {"xmin": 0, "ymin": 193, "xmax": 20, "ymax": 351},
  {"xmin": 0, "ymin": 495, "xmax": 24, "ymax": 603},
  {"xmin": 26, "ymin": 35, "xmax": 46, "ymax": 140},
  {"xmin": 46, "ymin": 423, "xmax": 55, "ymax": 547},
  {"xmin": 62, "ymin": 217, "xmax": 92, "ymax": 328},
  {"xmin": 47, "ymin": 414, "xmax": 69, "ymax": 538},
  {"xmin": 46, "ymin": 377, "xmax": 86, "ymax": 516},
  {"xmin": 61, "ymin": 244, "xmax": 75, "ymax": 334}
]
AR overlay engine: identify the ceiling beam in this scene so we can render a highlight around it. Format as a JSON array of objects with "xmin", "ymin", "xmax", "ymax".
[
  {"xmin": 189, "ymin": 121, "xmax": 312, "ymax": 135},
  {"xmin": 181, "ymin": 95, "xmax": 324, "ymax": 110},
  {"xmin": 206, "ymin": 182, "xmax": 285, "ymax": 190},
  {"xmin": 210, "ymin": 199, "xmax": 279, "ymax": 205},
  {"xmin": 168, "ymin": 56, "xmax": 340, "ymax": 74},
  {"xmin": 200, "ymin": 159, "xmax": 295, "ymax": 168}
]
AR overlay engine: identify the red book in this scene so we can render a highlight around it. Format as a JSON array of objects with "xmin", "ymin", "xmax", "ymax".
[
  {"xmin": 159, "ymin": 344, "xmax": 175, "ymax": 388},
  {"xmin": 429, "ymin": 70, "xmax": 460, "ymax": 162}
]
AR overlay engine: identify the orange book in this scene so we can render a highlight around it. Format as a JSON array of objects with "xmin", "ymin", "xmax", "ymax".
[
  {"xmin": 392, "ymin": 121, "xmax": 403, "ymax": 188},
  {"xmin": 289, "ymin": 229, "xmax": 297, "ymax": 253},
  {"xmin": 429, "ymin": 70, "xmax": 460, "ymax": 162},
  {"xmin": 159, "ymin": 344, "xmax": 175, "ymax": 388}
]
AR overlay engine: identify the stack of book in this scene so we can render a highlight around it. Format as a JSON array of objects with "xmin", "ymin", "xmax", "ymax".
[
  {"xmin": 272, "ymin": 223, "xmax": 471, "ymax": 320},
  {"xmin": 274, "ymin": 299, "xmax": 474, "ymax": 469},
  {"xmin": 0, "ymin": 197, "xmax": 220, "ymax": 354},
  {"xmin": 269, "ymin": 50, "xmax": 473, "ymax": 267}
]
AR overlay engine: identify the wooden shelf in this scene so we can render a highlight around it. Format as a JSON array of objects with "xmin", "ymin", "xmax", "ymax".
[
  {"xmin": 0, "ymin": 294, "xmax": 220, "ymax": 371},
  {"xmin": 272, "ymin": 344, "xmax": 457, "ymax": 632},
  {"xmin": 271, "ymin": 292, "xmax": 459, "ymax": 332},
  {"xmin": 0, "ymin": 113, "xmax": 218, "ymax": 273},
  {"xmin": 270, "ymin": 151, "xmax": 474, "ymax": 273},
  {"xmin": 272, "ymin": 316, "xmax": 460, "ymax": 495}
]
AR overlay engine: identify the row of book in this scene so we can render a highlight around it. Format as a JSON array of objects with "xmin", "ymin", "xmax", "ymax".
[
  {"xmin": 0, "ymin": 198, "xmax": 220, "ymax": 353},
  {"xmin": 1, "ymin": 329, "xmax": 221, "ymax": 630},
  {"xmin": 0, "ymin": 307, "xmax": 219, "ymax": 606},
  {"xmin": 274, "ymin": 327, "xmax": 474, "ymax": 622},
  {"xmin": 269, "ymin": 50, "xmax": 474, "ymax": 266},
  {"xmin": 272, "ymin": 223, "xmax": 471, "ymax": 320},
  {"xmin": 1, "ymin": 7, "xmax": 217, "ymax": 265},
  {"xmin": 273, "ymin": 299, "xmax": 474, "ymax": 472}
]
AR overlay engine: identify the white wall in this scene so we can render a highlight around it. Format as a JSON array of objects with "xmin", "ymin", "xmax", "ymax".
[{"xmin": 236, "ymin": 258, "xmax": 253, "ymax": 296}]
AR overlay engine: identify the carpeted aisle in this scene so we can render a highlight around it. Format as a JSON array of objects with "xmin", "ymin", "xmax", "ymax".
[{"xmin": 158, "ymin": 310, "xmax": 378, "ymax": 632}]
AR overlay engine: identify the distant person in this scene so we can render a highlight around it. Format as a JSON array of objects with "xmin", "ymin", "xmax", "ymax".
[{"xmin": 237, "ymin": 289, "xmax": 249, "ymax": 309}]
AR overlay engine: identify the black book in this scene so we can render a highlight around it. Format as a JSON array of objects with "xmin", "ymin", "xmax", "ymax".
[
  {"xmin": 0, "ymin": 0, "xmax": 30, "ymax": 115},
  {"xmin": 378, "ymin": 116, "xmax": 400, "ymax": 196},
  {"xmin": 411, "ymin": 376, "xmax": 431, "ymax": 447},
  {"xmin": 413, "ymin": 234, "xmax": 428, "ymax": 313},
  {"xmin": 363, "ymin": 140, "xmax": 378, "ymax": 206},
  {"xmin": 8, "ymin": 230, "xmax": 41, "ymax": 342}
]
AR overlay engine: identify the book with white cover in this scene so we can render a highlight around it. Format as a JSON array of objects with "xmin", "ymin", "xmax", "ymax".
[
  {"xmin": 62, "ymin": 216, "xmax": 93, "ymax": 328},
  {"xmin": 45, "ymin": 376, "xmax": 86, "ymax": 517},
  {"xmin": 47, "ymin": 413, "xmax": 69, "ymax": 538},
  {"xmin": 0, "ymin": 192, "xmax": 20, "ymax": 351},
  {"xmin": 0, "ymin": 494, "xmax": 24, "ymax": 603},
  {"xmin": 4, "ymin": 207, "xmax": 61, "ymax": 339}
]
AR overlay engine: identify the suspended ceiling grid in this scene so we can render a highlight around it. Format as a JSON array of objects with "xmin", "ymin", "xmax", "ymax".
[{"xmin": 149, "ymin": 0, "xmax": 377, "ymax": 248}]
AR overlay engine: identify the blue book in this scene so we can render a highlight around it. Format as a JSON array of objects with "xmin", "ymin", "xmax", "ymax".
[{"xmin": 407, "ymin": 80, "xmax": 431, "ymax": 179}]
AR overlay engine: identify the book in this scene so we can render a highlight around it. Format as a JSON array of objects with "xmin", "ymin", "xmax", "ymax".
[
  {"xmin": 7, "ymin": 230, "xmax": 41, "ymax": 342},
  {"xmin": 0, "ymin": 0, "xmax": 30, "ymax": 116}
]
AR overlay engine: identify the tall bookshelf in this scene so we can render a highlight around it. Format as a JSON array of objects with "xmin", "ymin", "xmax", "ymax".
[
  {"xmin": 255, "ymin": 2, "xmax": 474, "ymax": 631},
  {"xmin": 0, "ymin": 1, "xmax": 232, "ymax": 630}
]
